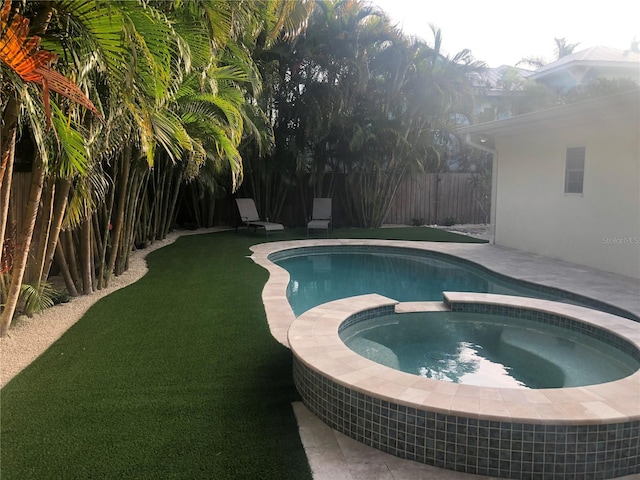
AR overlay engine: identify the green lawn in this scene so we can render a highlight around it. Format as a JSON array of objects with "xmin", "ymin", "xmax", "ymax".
[{"xmin": 0, "ymin": 227, "xmax": 484, "ymax": 479}]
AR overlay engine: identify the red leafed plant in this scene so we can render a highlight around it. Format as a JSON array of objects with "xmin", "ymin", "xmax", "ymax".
[{"xmin": 0, "ymin": 0, "xmax": 103, "ymax": 124}]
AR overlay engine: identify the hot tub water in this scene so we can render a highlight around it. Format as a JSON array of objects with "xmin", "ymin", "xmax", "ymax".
[{"xmin": 340, "ymin": 311, "xmax": 639, "ymax": 389}]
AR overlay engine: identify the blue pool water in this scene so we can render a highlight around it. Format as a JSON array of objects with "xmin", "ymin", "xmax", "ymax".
[
  {"xmin": 275, "ymin": 248, "xmax": 622, "ymax": 317},
  {"xmin": 339, "ymin": 311, "xmax": 639, "ymax": 388}
]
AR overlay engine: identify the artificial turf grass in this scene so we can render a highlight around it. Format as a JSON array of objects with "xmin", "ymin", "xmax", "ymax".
[
  {"xmin": 1, "ymin": 226, "xmax": 483, "ymax": 479},
  {"xmin": 1, "ymin": 232, "xmax": 311, "ymax": 479}
]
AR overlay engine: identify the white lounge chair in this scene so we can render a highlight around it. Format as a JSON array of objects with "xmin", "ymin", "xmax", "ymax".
[
  {"xmin": 307, "ymin": 198, "xmax": 332, "ymax": 237},
  {"xmin": 235, "ymin": 198, "xmax": 284, "ymax": 236}
]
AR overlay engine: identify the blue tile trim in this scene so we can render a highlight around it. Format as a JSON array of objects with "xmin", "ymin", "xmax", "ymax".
[
  {"xmin": 293, "ymin": 356, "xmax": 640, "ymax": 479},
  {"xmin": 338, "ymin": 305, "xmax": 396, "ymax": 333}
]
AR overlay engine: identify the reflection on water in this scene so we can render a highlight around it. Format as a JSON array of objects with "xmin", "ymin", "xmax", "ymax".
[
  {"xmin": 277, "ymin": 251, "xmax": 566, "ymax": 316},
  {"xmin": 418, "ymin": 343, "xmax": 526, "ymax": 388},
  {"xmin": 340, "ymin": 312, "xmax": 639, "ymax": 389}
]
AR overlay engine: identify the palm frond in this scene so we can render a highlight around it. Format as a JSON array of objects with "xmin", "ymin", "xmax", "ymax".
[
  {"xmin": 0, "ymin": 0, "xmax": 102, "ymax": 123},
  {"xmin": 50, "ymin": 102, "xmax": 90, "ymax": 177},
  {"xmin": 123, "ymin": 3, "xmax": 175, "ymax": 101},
  {"xmin": 21, "ymin": 85, "xmax": 51, "ymax": 169},
  {"xmin": 152, "ymin": 108, "xmax": 193, "ymax": 163},
  {"xmin": 19, "ymin": 281, "xmax": 55, "ymax": 316},
  {"xmin": 208, "ymin": 124, "xmax": 243, "ymax": 190},
  {"xmin": 181, "ymin": 92, "xmax": 243, "ymax": 139},
  {"xmin": 264, "ymin": 0, "xmax": 314, "ymax": 44},
  {"xmin": 58, "ymin": 0, "xmax": 129, "ymax": 90}
]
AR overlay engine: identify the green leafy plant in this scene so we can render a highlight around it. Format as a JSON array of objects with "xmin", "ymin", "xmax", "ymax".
[
  {"xmin": 1, "ymin": 274, "xmax": 57, "ymax": 317},
  {"xmin": 19, "ymin": 281, "xmax": 56, "ymax": 317}
]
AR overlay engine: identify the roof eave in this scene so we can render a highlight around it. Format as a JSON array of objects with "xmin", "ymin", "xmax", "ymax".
[
  {"xmin": 458, "ymin": 90, "xmax": 640, "ymax": 136},
  {"xmin": 530, "ymin": 61, "xmax": 640, "ymax": 80}
]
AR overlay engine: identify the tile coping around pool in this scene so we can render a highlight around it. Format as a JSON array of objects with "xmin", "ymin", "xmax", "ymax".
[
  {"xmin": 249, "ymin": 239, "xmax": 640, "ymax": 425},
  {"xmin": 288, "ymin": 292, "xmax": 640, "ymax": 424}
]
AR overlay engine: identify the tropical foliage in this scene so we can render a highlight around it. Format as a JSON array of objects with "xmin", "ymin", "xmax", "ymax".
[
  {"xmin": 0, "ymin": 0, "xmax": 313, "ymax": 335},
  {"xmin": 241, "ymin": 0, "xmax": 483, "ymax": 227},
  {"xmin": 517, "ymin": 37, "xmax": 581, "ymax": 69},
  {"xmin": 1, "ymin": 0, "xmax": 481, "ymax": 334}
]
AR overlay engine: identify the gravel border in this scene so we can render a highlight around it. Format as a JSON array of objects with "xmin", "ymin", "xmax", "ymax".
[{"xmin": 0, "ymin": 228, "xmax": 227, "ymax": 388}]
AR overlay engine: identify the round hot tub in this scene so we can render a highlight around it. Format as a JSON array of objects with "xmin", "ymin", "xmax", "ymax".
[
  {"xmin": 289, "ymin": 293, "xmax": 640, "ymax": 479},
  {"xmin": 339, "ymin": 310, "xmax": 639, "ymax": 390}
]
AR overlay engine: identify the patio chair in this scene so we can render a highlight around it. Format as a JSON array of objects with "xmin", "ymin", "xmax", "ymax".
[
  {"xmin": 235, "ymin": 198, "xmax": 284, "ymax": 236},
  {"xmin": 307, "ymin": 198, "xmax": 332, "ymax": 237}
]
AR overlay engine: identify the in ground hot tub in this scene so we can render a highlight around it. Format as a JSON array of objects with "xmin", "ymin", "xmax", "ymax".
[
  {"xmin": 289, "ymin": 293, "xmax": 640, "ymax": 479},
  {"xmin": 339, "ymin": 310, "xmax": 638, "ymax": 389}
]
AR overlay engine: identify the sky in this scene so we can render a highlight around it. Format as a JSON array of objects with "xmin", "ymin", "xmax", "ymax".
[{"xmin": 371, "ymin": 0, "xmax": 640, "ymax": 68}]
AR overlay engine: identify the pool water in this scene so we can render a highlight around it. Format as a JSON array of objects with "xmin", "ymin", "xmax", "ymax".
[
  {"xmin": 339, "ymin": 311, "xmax": 639, "ymax": 388},
  {"xmin": 277, "ymin": 250, "xmax": 583, "ymax": 317}
]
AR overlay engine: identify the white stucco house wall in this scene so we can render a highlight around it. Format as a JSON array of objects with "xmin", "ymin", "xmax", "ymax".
[{"xmin": 458, "ymin": 90, "xmax": 640, "ymax": 279}]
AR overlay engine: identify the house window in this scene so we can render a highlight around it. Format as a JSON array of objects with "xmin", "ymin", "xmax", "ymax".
[{"xmin": 564, "ymin": 146, "xmax": 585, "ymax": 194}]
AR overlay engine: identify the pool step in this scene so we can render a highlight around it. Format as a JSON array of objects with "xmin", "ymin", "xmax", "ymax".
[
  {"xmin": 395, "ymin": 301, "xmax": 450, "ymax": 313},
  {"xmin": 499, "ymin": 326, "xmax": 629, "ymax": 388}
]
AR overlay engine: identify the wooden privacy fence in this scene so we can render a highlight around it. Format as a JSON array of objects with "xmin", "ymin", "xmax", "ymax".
[
  {"xmin": 6, "ymin": 172, "xmax": 489, "ymax": 243},
  {"xmin": 384, "ymin": 173, "xmax": 490, "ymax": 226},
  {"xmin": 5, "ymin": 172, "xmax": 31, "ymax": 241}
]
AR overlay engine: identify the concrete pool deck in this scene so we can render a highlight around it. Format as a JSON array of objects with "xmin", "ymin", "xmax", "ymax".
[{"xmin": 249, "ymin": 239, "xmax": 640, "ymax": 479}]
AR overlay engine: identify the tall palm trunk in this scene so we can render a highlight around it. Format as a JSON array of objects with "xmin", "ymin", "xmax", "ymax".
[
  {"xmin": 54, "ymin": 240, "xmax": 79, "ymax": 297},
  {"xmin": 96, "ymin": 167, "xmax": 117, "ymax": 290},
  {"xmin": 40, "ymin": 178, "xmax": 72, "ymax": 283},
  {"xmin": 118, "ymin": 165, "xmax": 149, "ymax": 274},
  {"xmin": 106, "ymin": 146, "xmax": 131, "ymax": 279},
  {"xmin": 157, "ymin": 162, "xmax": 182, "ymax": 239},
  {"xmin": 0, "ymin": 157, "xmax": 46, "ymax": 337},
  {"xmin": 0, "ymin": 98, "xmax": 20, "ymax": 300},
  {"xmin": 79, "ymin": 216, "xmax": 93, "ymax": 295},
  {"xmin": 61, "ymin": 229, "xmax": 82, "ymax": 293},
  {"xmin": 28, "ymin": 176, "xmax": 55, "ymax": 284},
  {"xmin": 0, "ymin": 122, "xmax": 16, "ymax": 275}
]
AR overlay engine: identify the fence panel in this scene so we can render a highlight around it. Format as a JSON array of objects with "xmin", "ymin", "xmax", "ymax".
[
  {"xmin": 384, "ymin": 173, "xmax": 489, "ymax": 226},
  {"xmin": 6, "ymin": 172, "xmax": 32, "ymax": 239}
]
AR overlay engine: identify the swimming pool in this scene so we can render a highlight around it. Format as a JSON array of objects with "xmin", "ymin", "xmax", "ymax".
[
  {"xmin": 271, "ymin": 245, "xmax": 638, "ymax": 320},
  {"xmin": 249, "ymin": 240, "xmax": 640, "ymax": 478}
]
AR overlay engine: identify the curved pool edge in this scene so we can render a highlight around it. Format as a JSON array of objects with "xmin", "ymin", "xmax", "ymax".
[
  {"xmin": 289, "ymin": 293, "xmax": 640, "ymax": 424},
  {"xmin": 249, "ymin": 239, "xmax": 640, "ymax": 347},
  {"xmin": 289, "ymin": 293, "xmax": 640, "ymax": 478}
]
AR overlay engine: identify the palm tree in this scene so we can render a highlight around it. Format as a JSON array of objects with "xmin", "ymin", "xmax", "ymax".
[
  {"xmin": 342, "ymin": 27, "xmax": 482, "ymax": 227},
  {"xmin": 243, "ymin": 0, "xmax": 390, "ymax": 220},
  {"xmin": 52, "ymin": 0, "xmax": 307, "ymax": 282},
  {"xmin": 248, "ymin": 0, "xmax": 482, "ymax": 227},
  {"xmin": 27, "ymin": 0, "xmax": 179, "ymax": 291},
  {"xmin": 1, "ymin": 0, "xmax": 316, "ymax": 335},
  {"xmin": 0, "ymin": 0, "xmax": 104, "ymax": 335},
  {"xmin": 554, "ymin": 37, "xmax": 580, "ymax": 58},
  {"xmin": 134, "ymin": 0, "xmax": 316, "ymax": 236},
  {"xmin": 517, "ymin": 37, "xmax": 580, "ymax": 69}
]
